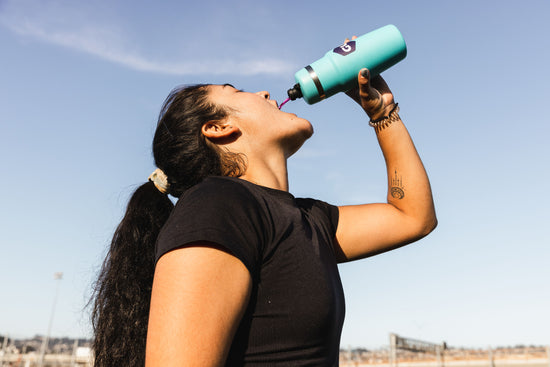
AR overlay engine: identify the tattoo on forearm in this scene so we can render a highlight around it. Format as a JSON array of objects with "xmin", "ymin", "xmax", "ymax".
[{"xmin": 390, "ymin": 170, "xmax": 405, "ymax": 199}]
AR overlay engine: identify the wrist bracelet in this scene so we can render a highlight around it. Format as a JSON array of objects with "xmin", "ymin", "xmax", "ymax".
[{"xmin": 369, "ymin": 103, "xmax": 400, "ymax": 130}]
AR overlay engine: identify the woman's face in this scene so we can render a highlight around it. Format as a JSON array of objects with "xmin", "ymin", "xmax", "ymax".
[{"xmin": 206, "ymin": 84, "xmax": 313, "ymax": 158}]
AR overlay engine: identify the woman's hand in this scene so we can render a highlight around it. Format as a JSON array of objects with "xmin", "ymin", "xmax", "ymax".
[{"xmin": 344, "ymin": 38, "xmax": 395, "ymax": 120}]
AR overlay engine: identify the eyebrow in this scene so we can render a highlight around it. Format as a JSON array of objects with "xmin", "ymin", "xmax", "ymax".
[{"xmin": 222, "ymin": 83, "xmax": 244, "ymax": 92}]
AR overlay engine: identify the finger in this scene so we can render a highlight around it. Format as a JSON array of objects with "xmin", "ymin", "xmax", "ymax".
[
  {"xmin": 357, "ymin": 69, "xmax": 386, "ymax": 117},
  {"xmin": 361, "ymin": 70, "xmax": 394, "ymax": 105},
  {"xmin": 344, "ymin": 36, "xmax": 357, "ymax": 43},
  {"xmin": 345, "ymin": 87, "xmax": 360, "ymax": 103},
  {"xmin": 370, "ymin": 75, "xmax": 391, "ymax": 95},
  {"xmin": 358, "ymin": 69, "xmax": 382, "ymax": 101}
]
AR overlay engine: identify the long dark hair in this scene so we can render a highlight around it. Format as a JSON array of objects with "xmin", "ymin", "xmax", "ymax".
[{"xmin": 91, "ymin": 84, "xmax": 243, "ymax": 366}]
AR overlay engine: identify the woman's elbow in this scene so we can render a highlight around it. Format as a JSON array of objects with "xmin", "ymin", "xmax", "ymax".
[{"xmin": 418, "ymin": 214, "xmax": 438, "ymax": 238}]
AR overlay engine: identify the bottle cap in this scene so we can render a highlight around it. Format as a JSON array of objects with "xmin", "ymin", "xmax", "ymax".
[{"xmin": 287, "ymin": 84, "xmax": 303, "ymax": 100}]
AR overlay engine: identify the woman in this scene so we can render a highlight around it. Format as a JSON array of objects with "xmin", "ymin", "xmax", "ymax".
[{"xmin": 91, "ymin": 64, "xmax": 437, "ymax": 366}]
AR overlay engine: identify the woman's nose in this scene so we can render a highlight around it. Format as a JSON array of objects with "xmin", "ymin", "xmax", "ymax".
[{"xmin": 256, "ymin": 91, "xmax": 270, "ymax": 99}]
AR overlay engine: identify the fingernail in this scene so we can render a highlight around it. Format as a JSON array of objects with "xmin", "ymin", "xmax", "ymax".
[{"xmin": 361, "ymin": 69, "xmax": 369, "ymax": 79}]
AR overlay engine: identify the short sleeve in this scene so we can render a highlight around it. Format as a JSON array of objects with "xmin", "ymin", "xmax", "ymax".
[
  {"xmin": 155, "ymin": 178, "xmax": 267, "ymax": 277},
  {"xmin": 296, "ymin": 198, "xmax": 340, "ymax": 239}
]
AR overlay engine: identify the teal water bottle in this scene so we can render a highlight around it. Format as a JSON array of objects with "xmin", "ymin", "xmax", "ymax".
[{"xmin": 287, "ymin": 24, "xmax": 407, "ymax": 104}]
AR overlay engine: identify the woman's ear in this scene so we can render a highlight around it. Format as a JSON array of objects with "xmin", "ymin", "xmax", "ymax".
[{"xmin": 202, "ymin": 121, "xmax": 240, "ymax": 141}]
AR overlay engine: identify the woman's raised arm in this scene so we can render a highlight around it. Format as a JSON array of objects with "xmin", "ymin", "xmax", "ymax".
[{"xmin": 335, "ymin": 68, "xmax": 437, "ymax": 262}]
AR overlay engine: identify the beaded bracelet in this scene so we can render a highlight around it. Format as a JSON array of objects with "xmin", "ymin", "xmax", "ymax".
[{"xmin": 368, "ymin": 103, "xmax": 400, "ymax": 130}]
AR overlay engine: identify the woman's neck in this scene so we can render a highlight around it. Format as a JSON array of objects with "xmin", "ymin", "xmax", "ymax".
[{"xmin": 238, "ymin": 154, "xmax": 289, "ymax": 192}]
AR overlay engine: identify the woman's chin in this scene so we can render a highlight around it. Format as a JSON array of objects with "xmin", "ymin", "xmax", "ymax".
[
  {"xmin": 285, "ymin": 126, "xmax": 314, "ymax": 158},
  {"xmin": 294, "ymin": 117, "xmax": 313, "ymax": 136}
]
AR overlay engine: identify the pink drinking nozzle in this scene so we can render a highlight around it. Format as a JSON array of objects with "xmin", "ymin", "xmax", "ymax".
[{"xmin": 278, "ymin": 97, "xmax": 291, "ymax": 109}]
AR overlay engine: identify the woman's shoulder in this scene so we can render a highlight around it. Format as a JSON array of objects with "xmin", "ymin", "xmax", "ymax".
[
  {"xmin": 156, "ymin": 176, "xmax": 268, "ymax": 272},
  {"xmin": 178, "ymin": 176, "xmax": 258, "ymax": 207}
]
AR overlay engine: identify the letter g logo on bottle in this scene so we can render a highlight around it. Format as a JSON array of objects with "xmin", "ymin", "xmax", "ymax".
[{"xmin": 333, "ymin": 40, "xmax": 356, "ymax": 56}]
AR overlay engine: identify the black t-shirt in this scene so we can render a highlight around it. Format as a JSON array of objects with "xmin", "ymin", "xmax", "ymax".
[{"xmin": 156, "ymin": 176, "xmax": 345, "ymax": 366}]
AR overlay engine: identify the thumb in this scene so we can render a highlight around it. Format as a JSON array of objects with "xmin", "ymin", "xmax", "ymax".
[{"xmin": 358, "ymin": 68, "xmax": 384, "ymax": 118}]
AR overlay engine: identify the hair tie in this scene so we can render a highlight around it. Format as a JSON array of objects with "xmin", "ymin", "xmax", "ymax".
[{"xmin": 148, "ymin": 168, "xmax": 170, "ymax": 194}]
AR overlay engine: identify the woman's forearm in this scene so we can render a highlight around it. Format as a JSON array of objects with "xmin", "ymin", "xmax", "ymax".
[{"xmin": 374, "ymin": 114, "xmax": 437, "ymax": 234}]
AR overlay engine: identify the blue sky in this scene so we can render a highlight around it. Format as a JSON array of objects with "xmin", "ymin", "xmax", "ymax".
[{"xmin": 1, "ymin": 0, "xmax": 549, "ymax": 349}]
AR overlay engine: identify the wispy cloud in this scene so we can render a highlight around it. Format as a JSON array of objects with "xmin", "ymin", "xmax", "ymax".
[{"xmin": 0, "ymin": 1, "xmax": 293, "ymax": 76}]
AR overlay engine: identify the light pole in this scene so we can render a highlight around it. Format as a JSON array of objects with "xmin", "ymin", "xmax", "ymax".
[{"xmin": 38, "ymin": 272, "xmax": 63, "ymax": 367}]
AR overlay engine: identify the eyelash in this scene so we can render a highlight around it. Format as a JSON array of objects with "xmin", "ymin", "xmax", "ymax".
[{"xmin": 223, "ymin": 83, "xmax": 244, "ymax": 93}]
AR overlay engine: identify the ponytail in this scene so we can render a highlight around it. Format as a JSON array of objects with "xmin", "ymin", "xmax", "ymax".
[
  {"xmin": 91, "ymin": 181, "xmax": 173, "ymax": 367},
  {"xmin": 91, "ymin": 83, "xmax": 246, "ymax": 365}
]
